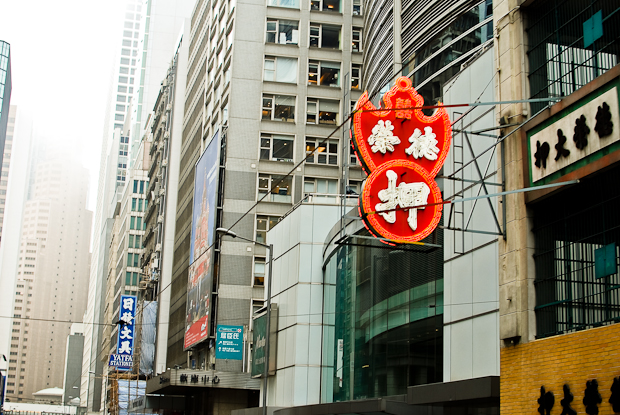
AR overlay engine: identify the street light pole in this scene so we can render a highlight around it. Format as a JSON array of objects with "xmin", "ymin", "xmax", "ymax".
[{"xmin": 216, "ymin": 228, "xmax": 273, "ymax": 415}]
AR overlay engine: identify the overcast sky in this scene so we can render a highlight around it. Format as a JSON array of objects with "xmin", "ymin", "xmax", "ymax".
[{"xmin": 0, "ymin": 0, "xmax": 126, "ymax": 210}]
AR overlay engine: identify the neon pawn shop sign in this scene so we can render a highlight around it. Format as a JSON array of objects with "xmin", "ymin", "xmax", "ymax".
[{"xmin": 352, "ymin": 77, "xmax": 452, "ymax": 244}]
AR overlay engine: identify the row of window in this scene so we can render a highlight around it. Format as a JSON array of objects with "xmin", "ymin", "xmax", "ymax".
[
  {"xmin": 262, "ymin": 95, "xmax": 359, "ymax": 124},
  {"xmin": 260, "ymin": 134, "xmax": 356, "ymax": 165},
  {"xmin": 131, "ymin": 198, "xmax": 147, "ymax": 212},
  {"xmin": 266, "ymin": 20, "xmax": 361, "ymax": 52},
  {"xmin": 257, "ymin": 174, "xmax": 361, "ymax": 204},
  {"xmin": 264, "ymin": 56, "xmax": 361, "ymax": 87},
  {"xmin": 129, "ymin": 216, "xmax": 146, "ymax": 231},
  {"xmin": 267, "ymin": 0, "xmax": 362, "ymax": 14}
]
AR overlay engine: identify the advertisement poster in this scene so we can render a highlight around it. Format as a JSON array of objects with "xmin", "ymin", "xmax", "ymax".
[
  {"xmin": 185, "ymin": 132, "xmax": 220, "ymax": 350},
  {"xmin": 190, "ymin": 131, "xmax": 219, "ymax": 264}
]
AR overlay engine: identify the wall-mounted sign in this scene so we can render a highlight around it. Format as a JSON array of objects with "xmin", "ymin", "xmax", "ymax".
[
  {"xmin": 215, "ymin": 325, "xmax": 243, "ymax": 360},
  {"xmin": 185, "ymin": 131, "xmax": 220, "ymax": 350},
  {"xmin": 352, "ymin": 77, "xmax": 452, "ymax": 244},
  {"xmin": 111, "ymin": 295, "xmax": 137, "ymax": 371},
  {"xmin": 528, "ymin": 86, "xmax": 619, "ymax": 185}
]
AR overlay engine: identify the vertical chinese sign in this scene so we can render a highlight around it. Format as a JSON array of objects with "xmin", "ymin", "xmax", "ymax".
[
  {"xmin": 109, "ymin": 294, "xmax": 137, "ymax": 371},
  {"xmin": 352, "ymin": 77, "xmax": 452, "ymax": 244},
  {"xmin": 184, "ymin": 131, "xmax": 220, "ymax": 350}
]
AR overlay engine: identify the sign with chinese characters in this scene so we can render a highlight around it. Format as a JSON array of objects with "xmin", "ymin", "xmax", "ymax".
[
  {"xmin": 112, "ymin": 294, "xmax": 137, "ymax": 371},
  {"xmin": 528, "ymin": 86, "xmax": 619, "ymax": 185},
  {"xmin": 352, "ymin": 77, "xmax": 452, "ymax": 244},
  {"xmin": 215, "ymin": 325, "xmax": 243, "ymax": 360}
]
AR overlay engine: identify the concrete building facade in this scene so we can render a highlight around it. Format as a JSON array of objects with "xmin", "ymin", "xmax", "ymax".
[{"xmin": 6, "ymin": 148, "xmax": 92, "ymax": 403}]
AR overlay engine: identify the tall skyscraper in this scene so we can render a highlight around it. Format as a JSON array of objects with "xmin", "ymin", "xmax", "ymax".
[
  {"xmin": 5, "ymin": 145, "xmax": 92, "ymax": 402},
  {"xmin": 81, "ymin": 1, "xmax": 195, "ymax": 411},
  {"xmin": 0, "ymin": 105, "xmax": 16, "ymax": 246},
  {"xmin": 0, "ymin": 41, "xmax": 11, "ymax": 169}
]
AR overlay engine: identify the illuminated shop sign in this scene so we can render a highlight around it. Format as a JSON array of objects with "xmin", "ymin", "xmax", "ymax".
[
  {"xmin": 528, "ymin": 86, "xmax": 618, "ymax": 185},
  {"xmin": 110, "ymin": 294, "xmax": 137, "ymax": 371},
  {"xmin": 352, "ymin": 77, "xmax": 452, "ymax": 244}
]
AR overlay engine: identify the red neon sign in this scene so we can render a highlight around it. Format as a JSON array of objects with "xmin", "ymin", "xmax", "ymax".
[{"xmin": 352, "ymin": 77, "xmax": 451, "ymax": 244}]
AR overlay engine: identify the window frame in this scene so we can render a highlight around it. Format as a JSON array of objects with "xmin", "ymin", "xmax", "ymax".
[
  {"xmin": 310, "ymin": 0, "xmax": 341, "ymax": 12},
  {"xmin": 256, "ymin": 215, "xmax": 280, "ymax": 244},
  {"xmin": 305, "ymin": 137, "xmax": 339, "ymax": 165},
  {"xmin": 266, "ymin": 19, "xmax": 300, "ymax": 45},
  {"xmin": 264, "ymin": 55, "xmax": 299, "ymax": 83},
  {"xmin": 308, "ymin": 60, "xmax": 341, "ymax": 87},
  {"xmin": 260, "ymin": 133, "xmax": 295, "ymax": 162},
  {"xmin": 258, "ymin": 173, "xmax": 293, "ymax": 203},
  {"xmin": 306, "ymin": 98, "xmax": 340, "ymax": 125},
  {"xmin": 262, "ymin": 94, "xmax": 296, "ymax": 122},
  {"xmin": 351, "ymin": 63, "xmax": 361, "ymax": 89},
  {"xmin": 352, "ymin": 27, "xmax": 362, "ymax": 53},
  {"xmin": 309, "ymin": 23, "xmax": 341, "ymax": 49}
]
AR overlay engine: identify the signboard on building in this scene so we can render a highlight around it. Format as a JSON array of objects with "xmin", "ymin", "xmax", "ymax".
[
  {"xmin": 251, "ymin": 307, "xmax": 277, "ymax": 377},
  {"xmin": 111, "ymin": 294, "xmax": 137, "ymax": 371},
  {"xmin": 184, "ymin": 131, "xmax": 220, "ymax": 350},
  {"xmin": 352, "ymin": 77, "xmax": 452, "ymax": 244},
  {"xmin": 215, "ymin": 325, "xmax": 243, "ymax": 360},
  {"xmin": 528, "ymin": 85, "xmax": 619, "ymax": 186}
]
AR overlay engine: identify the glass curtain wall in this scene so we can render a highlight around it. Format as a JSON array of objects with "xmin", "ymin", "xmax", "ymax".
[{"xmin": 322, "ymin": 230, "xmax": 444, "ymax": 402}]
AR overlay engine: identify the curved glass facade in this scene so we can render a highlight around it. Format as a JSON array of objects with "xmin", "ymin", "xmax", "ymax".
[{"xmin": 321, "ymin": 230, "xmax": 444, "ymax": 402}]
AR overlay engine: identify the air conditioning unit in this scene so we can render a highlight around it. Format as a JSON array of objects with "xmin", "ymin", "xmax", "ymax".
[
  {"xmin": 155, "ymin": 243, "xmax": 162, "ymax": 252},
  {"xmin": 164, "ymin": 131, "xmax": 170, "ymax": 139},
  {"xmin": 166, "ymin": 103, "xmax": 172, "ymax": 112},
  {"xmin": 158, "ymin": 214, "xmax": 164, "ymax": 223},
  {"xmin": 162, "ymin": 159, "xmax": 168, "ymax": 167}
]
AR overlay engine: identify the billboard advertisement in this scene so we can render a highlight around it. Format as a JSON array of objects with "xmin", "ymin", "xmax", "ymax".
[
  {"xmin": 110, "ymin": 294, "xmax": 137, "ymax": 371},
  {"xmin": 184, "ymin": 132, "xmax": 220, "ymax": 350}
]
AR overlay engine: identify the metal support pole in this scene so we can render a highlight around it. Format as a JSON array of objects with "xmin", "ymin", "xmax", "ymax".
[{"xmin": 262, "ymin": 244, "xmax": 273, "ymax": 415}]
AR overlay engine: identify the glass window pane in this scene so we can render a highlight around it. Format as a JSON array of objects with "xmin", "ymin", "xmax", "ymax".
[{"xmin": 275, "ymin": 57, "xmax": 297, "ymax": 83}]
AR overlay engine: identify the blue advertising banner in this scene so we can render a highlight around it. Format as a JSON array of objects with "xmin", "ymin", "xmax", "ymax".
[
  {"xmin": 109, "ymin": 354, "xmax": 133, "ymax": 370},
  {"xmin": 113, "ymin": 294, "xmax": 137, "ymax": 371},
  {"xmin": 215, "ymin": 325, "xmax": 243, "ymax": 360}
]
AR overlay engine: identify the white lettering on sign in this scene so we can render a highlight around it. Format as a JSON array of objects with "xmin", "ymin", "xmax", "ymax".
[{"xmin": 529, "ymin": 86, "xmax": 619, "ymax": 184}]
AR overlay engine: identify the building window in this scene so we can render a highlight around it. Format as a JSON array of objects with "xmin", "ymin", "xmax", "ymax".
[
  {"xmin": 309, "ymin": 24, "xmax": 340, "ymax": 49},
  {"xmin": 258, "ymin": 174, "xmax": 293, "ymax": 203},
  {"xmin": 266, "ymin": 19, "xmax": 299, "ymax": 45},
  {"xmin": 260, "ymin": 133, "xmax": 294, "ymax": 162},
  {"xmin": 262, "ymin": 94, "xmax": 295, "ymax": 122},
  {"xmin": 308, "ymin": 60, "xmax": 340, "ymax": 87},
  {"xmin": 304, "ymin": 177, "xmax": 338, "ymax": 197},
  {"xmin": 306, "ymin": 138, "xmax": 338, "ymax": 165},
  {"xmin": 353, "ymin": 0, "xmax": 361, "ymax": 15},
  {"xmin": 310, "ymin": 0, "xmax": 340, "ymax": 12},
  {"xmin": 256, "ymin": 215, "xmax": 280, "ymax": 244},
  {"xmin": 351, "ymin": 64, "xmax": 361, "ymax": 89},
  {"xmin": 254, "ymin": 257, "xmax": 265, "ymax": 286},
  {"xmin": 349, "ymin": 139, "xmax": 360, "ymax": 165},
  {"xmin": 267, "ymin": 0, "xmax": 300, "ymax": 9},
  {"xmin": 533, "ymin": 167, "xmax": 620, "ymax": 338},
  {"xmin": 307, "ymin": 98, "xmax": 339, "ymax": 125},
  {"xmin": 264, "ymin": 56, "xmax": 298, "ymax": 83},
  {"xmin": 352, "ymin": 27, "xmax": 362, "ymax": 52}
]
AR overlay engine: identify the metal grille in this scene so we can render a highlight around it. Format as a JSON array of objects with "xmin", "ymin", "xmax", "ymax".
[
  {"xmin": 533, "ymin": 166, "xmax": 620, "ymax": 338},
  {"xmin": 526, "ymin": 0, "xmax": 620, "ymax": 114}
]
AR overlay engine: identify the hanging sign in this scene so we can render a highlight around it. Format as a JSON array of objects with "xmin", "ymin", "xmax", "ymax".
[
  {"xmin": 352, "ymin": 77, "xmax": 452, "ymax": 244},
  {"xmin": 110, "ymin": 294, "xmax": 137, "ymax": 371}
]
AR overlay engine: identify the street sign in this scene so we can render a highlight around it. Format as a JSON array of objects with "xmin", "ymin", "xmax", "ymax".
[{"xmin": 215, "ymin": 325, "xmax": 243, "ymax": 360}]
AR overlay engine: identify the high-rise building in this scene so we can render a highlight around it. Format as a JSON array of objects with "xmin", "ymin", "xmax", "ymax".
[
  {"xmin": 144, "ymin": 0, "xmax": 365, "ymax": 410},
  {"xmin": 0, "ymin": 105, "xmax": 16, "ymax": 246},
  {"xmin": 0, "ymin": 41, "xmax": 11, "ymax": 169},
  {"xmin": 5, "ymin": 146, "xmax": 92, "ymax": 402},
  {"xmin": 82, "ymin": 1, "xmax": 193, "ymax": 410}
]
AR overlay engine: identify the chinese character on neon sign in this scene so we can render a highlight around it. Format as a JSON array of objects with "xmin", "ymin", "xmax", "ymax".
[{"xmin": 352, "ymin": 77, "xmax": 452, "ymax": 244}]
